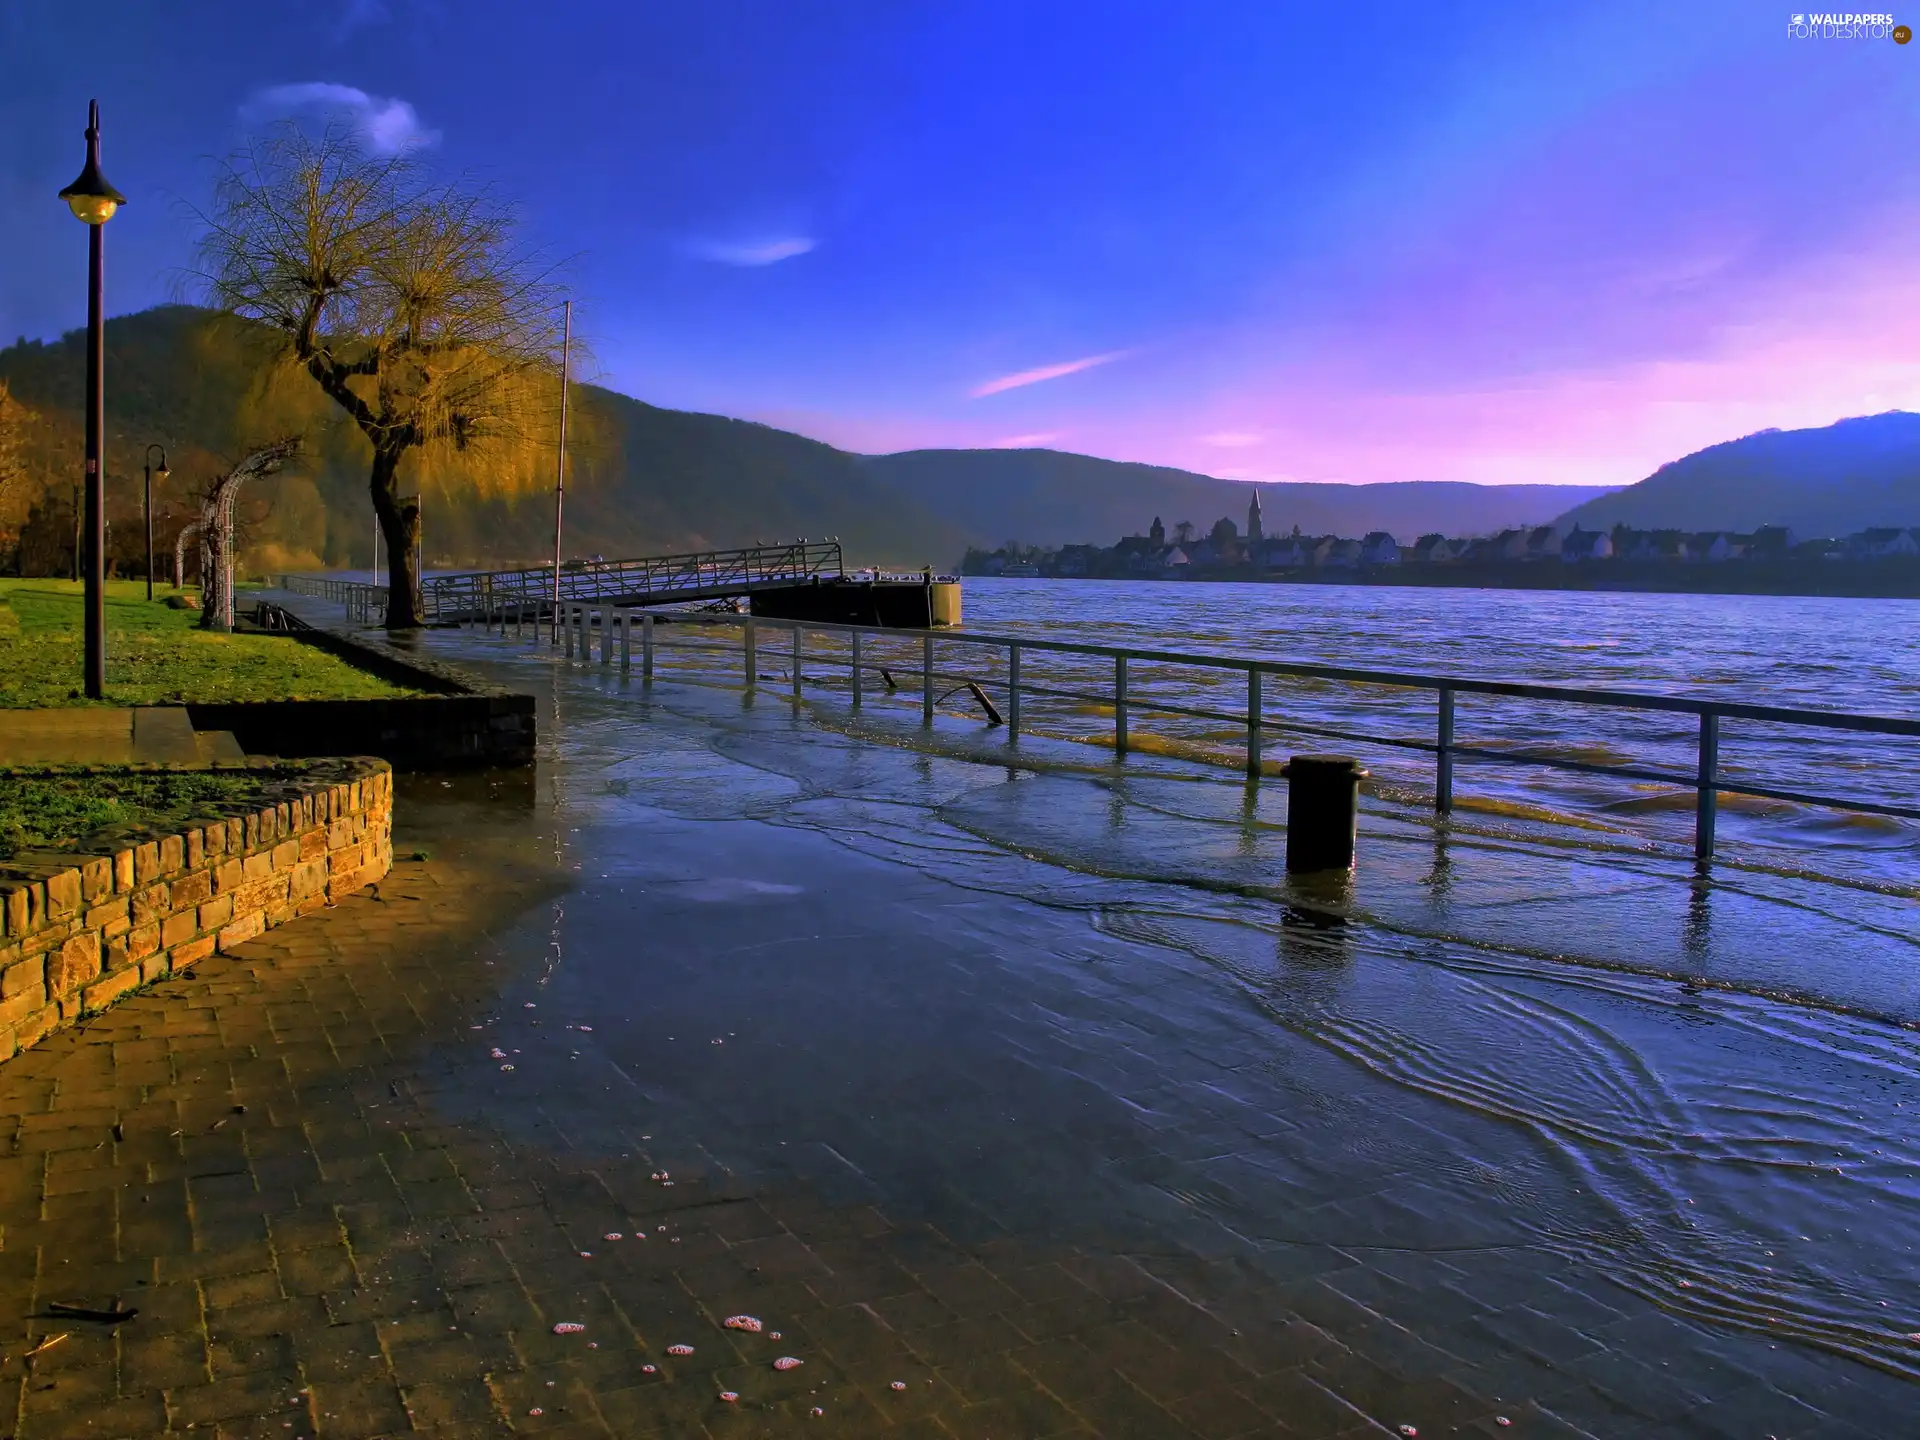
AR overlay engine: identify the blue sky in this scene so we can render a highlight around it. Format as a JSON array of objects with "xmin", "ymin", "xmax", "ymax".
[{"xmin": 2, "ymin": 1, "xmax": 1915, "ymax": 485}]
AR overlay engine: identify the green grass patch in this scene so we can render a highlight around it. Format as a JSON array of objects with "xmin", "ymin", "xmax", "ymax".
[
  {"xmin": 0, "ymin": 767, "xmax": 284, "ymax": 861},
  {"xmin": 0, "ymin": 580, "xmax": 419, "ymax": 707}
]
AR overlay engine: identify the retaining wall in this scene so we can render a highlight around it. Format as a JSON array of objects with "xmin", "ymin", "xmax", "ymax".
[
  {"xmin": 195, "ymin": 617, "xmax": 535, "ymax": 770},
  {"xmin": 0, "ymin": 759, "xmax": 392, "ymax": 1061}
]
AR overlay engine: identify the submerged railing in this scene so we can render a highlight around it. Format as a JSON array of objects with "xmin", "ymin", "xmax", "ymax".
[{"xmin": 491, "ymin": 601, "xmax": 1920, "ymax": 864}]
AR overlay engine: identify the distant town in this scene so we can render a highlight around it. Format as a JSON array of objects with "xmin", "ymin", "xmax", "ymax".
[{"xmin": 962, "ymin": 489, "xmax": 1920, "ymax": 595}]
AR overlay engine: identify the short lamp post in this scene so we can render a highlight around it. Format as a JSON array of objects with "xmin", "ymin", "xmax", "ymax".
[
  {"xmin": 59, "ymin": 99, "xmax": 126, "ymax": 699},
  {"xmin": 143, "ymin": 444, "xmax": 168, "ymax": 601}
]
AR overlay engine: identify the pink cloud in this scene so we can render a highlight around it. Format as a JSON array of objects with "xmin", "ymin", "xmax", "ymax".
[{"xmin": 971, "ymin": 350, "xmax": 1131, "ymax": 398}]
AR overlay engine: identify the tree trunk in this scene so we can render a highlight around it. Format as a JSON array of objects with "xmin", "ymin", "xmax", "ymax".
[
  {"xmin": 197, "ymin": 493, "xmax": 230, "ymax": 632},
  {"xmin": 371, "ymin": 451, "xmax": 424, "ymax": 629}
]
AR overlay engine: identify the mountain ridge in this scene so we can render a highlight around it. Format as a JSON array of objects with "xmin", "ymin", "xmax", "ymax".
[
  {"xmin": 1, "ymin": 305, "xmax": 1620, "ymax": 570},
  {"xmin": 1553, "ymin": 411, "xmax": 1920, "ymax": 537}
]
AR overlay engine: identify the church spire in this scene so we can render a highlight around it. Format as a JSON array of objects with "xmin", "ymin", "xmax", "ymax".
[{"xmin": 1246, "ymin": 487, "xmax": 1264, "ymax": 544}]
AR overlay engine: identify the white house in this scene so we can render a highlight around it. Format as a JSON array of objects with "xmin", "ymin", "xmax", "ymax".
[
  {"xmin": 1849, "ymin": 527, "xmax": 1920, "ymax": 559},
  {"xmin": 1360, "ymin": 531, "xmax": 1401, "ymax": 565},
  {"xmin": 1560, "ymin": 528, "xmax": 1612, "ymax": 562}
]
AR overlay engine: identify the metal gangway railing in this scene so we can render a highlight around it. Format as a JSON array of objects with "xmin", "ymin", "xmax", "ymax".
[
  {"xmin": 281, "ymin": 539, "xmax": 847, "ymax": 626},
  {"xmin": 521, "ymin": 601, "xmax": 1920, "ymax": 865}
]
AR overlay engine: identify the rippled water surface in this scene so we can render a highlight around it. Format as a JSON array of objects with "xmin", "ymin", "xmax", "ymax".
[
  {"xmin": 283, "ymin": 582, "xmax": 1920, "ymax": 1419},
  {"xmin": 939, "ymin": 579, "xmax": 1920, "ymax": 887}
]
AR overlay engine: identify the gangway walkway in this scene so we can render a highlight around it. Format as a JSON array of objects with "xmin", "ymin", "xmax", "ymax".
[{"xmin": 283, "ymin": 539, "xmax": 848, "ymax": 625}]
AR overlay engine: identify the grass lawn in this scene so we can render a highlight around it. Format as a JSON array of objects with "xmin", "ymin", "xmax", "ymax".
[
  {"xmin": 0, "ymin": 767, "xmax": 287, "ymax": 861},
  {"xmin": 0, "ymin": 580, "xmax": 419, "ymax": 707}
]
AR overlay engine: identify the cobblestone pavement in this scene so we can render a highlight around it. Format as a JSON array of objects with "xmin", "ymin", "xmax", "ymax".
[{"xmin": 0, "ymin": 659, "xmax": 1912, "ymax": 1438}]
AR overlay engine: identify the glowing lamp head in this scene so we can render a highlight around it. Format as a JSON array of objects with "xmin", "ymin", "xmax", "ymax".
[{"xmin": 58, "ymin": 101, "xmax": 125, "ymax": 226}]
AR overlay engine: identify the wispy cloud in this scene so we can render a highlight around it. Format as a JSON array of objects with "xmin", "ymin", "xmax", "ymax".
[
  {"xmin": 971, "ymin": 350, "xmax": 1130, "ymax": 398},
  {"xmin": 687, "ymin": 237, "xmax": 816, "ymax": 266},
  {"xmin": 990, "ymin": 432, "xmax": 1061, "ymax": 449},
  {"xmin": 241, "ymin": 83, "xmax": 439, "ymax": 154},
  {"xmin": 1200, "ymin": 431, "xmax": 1264, "ymax": 448}
]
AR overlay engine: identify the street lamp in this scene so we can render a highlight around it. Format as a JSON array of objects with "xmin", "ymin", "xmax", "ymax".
[
  {"xmin": 59, "ymin": 99, "xmax": 126, "ymax": 699},
  {"xmin": 143, "ymin": 444, "xmax": 168, "ymax": 602}
]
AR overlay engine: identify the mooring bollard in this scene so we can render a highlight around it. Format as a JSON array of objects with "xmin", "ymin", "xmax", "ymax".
[{"xmin": 1281, "ymin": 754, "xmax": 1367, "ymax": 873}]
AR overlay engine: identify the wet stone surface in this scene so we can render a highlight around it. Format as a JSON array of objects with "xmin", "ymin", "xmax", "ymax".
[{"xmin": 0, "ymin": 624, "xmax": 1913, "ymax": 1437}]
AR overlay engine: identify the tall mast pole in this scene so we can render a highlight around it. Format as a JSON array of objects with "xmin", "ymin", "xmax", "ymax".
[
  {"xmin": 83, "ymin": 117, "xmax": 108, "ymax": 697},
  {"xmin": 550, "ymin": 300, "xmax": 572, "ymax": 636}
]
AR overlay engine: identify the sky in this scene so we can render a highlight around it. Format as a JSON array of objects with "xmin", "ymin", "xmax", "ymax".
[{"xmin": 2, "ymin": 0, "xmax": 1916, "ymax": 487}]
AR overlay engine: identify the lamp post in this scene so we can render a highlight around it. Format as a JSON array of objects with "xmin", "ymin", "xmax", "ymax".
[
  {"xmin": 59, "ymin": 100, "xmax": 126, "ymax": 699},
  {"xmin": 143, "ymin": 443, "xmax": 168, "ymax": 602}
]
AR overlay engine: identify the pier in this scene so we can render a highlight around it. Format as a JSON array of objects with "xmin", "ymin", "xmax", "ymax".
[{"xmin": 283, "ymin": 540, "xmax": 964, "ymax": 629}]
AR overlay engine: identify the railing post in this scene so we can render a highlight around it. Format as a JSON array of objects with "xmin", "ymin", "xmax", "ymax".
[
  {"xmin": 1695, "ymin": 711, "xmax": 1719, "ymax": 862},
  {"xmin": 642, "ymin": 613, "xmax": 654, "ymax": 678},
  {"xmin": 1008, "ymin": 644, "xmax": 1021, "ymax": 740},
  {"xmin": 792, "ymin": 625, "xmax": 804, "ymax": 699},
  {"xmin": 1436, "ymin": 686, "xmax": 1455, "ymax": 814},
  {"xmin": 851, "ymin": 630, "xmax": 863, "ymax": 707},
  {"xmin": 1114, "ymin": 654, "xmax": 1129, "ymax": 757},
  {"xmin": 1246, "ymin": 669, "xmax": 1263, "ymax": 778},
  {"xmin": 744, "ymin": 617, "xmax": 757, "ymax": 688},
  {"xmin": 922, "ymin": 633, "xmax": 935, "ymax": 724}
]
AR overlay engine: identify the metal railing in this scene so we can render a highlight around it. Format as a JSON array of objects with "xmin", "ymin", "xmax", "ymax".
[
  {"xmin": 283, "ymin": 540, "xmax": 848, "ymax": 627},
  {"xmin": 282, "ymin": 574, "xmax": 391, "ymax": 625},
  {"xmin": 520, "ymin": 602, "xmax": 1920, "ymax": 864}
]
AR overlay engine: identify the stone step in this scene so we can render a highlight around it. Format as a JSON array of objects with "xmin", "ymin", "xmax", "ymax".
[
  {"xmin": 196, "ymin": 730, "xmax": 246, "ymax": 763},
  {"xmin": 131, "ymin": 706, "xmax": 201, "ymax": 764}
]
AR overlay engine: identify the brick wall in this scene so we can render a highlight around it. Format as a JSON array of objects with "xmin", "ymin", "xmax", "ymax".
[{"xmin": 0, "ymin": 759, "xmax": 391, "ymax": 1061}]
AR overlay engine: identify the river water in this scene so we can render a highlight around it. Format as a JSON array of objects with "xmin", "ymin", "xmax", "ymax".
[{"xmin": 948, "ymin": 578, "xmax": 1920, "ymax": 891}]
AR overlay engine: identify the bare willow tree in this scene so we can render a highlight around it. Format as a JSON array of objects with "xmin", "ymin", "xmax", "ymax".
[{"xmin": 196, "ymin": 126, "xmax": 565, "ymax": 627}]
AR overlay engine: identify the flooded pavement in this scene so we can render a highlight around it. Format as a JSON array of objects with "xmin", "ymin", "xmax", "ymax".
[{"xmin": 0, "ymin": 618, "xmax": 1915, "ymax": 1438}]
